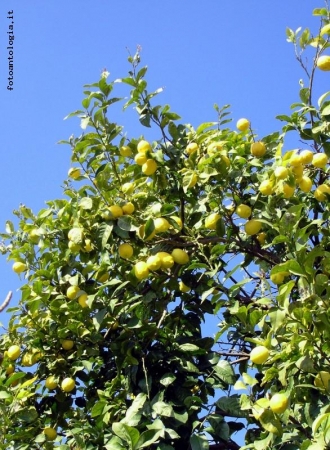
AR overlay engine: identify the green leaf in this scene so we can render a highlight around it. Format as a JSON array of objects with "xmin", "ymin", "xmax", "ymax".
[
  {"xmin": 160, "ymin": 373, "xmax": 176, "ymax": 387},
  {"xmin": 121, "ymin": 393, "xmax": 147, "ymax": 426},
  {"xmin": 190, "ymin": 434, "xmax": 209, "ymax": 450},
  {"xmin": 112, "ymin": 423, "xmax": 140, "ymax": 450},
  {"xmin": 79, "ymin": 197, "xmax": 93, "ymax": 210},
  {"xmin": 215, "ymin": 395, "xmax": 247, "ymax": 418},
  {"xmin": 135, "ymin": 430, "xmax": 162, "ymax": 449},
  {"xmin": 152, "ymin": 401, "xmax": 174, "ymax": 417},
  {"xmin": 259, "ymin": 409, "xmax": 283, "ymax": 436},
  {"xmin": 214, "ymin": 360, "xmax": 236, "ymax": 385},
  {"xmin": 91, "ymin": 400, "xmax": 107, "ymax": 417},
  {"xmin": 178, "ymin": 343, "xmax": 201, "ymax": 353},
  {"xmin": 5, "ymin": 220, "xmax": 14, "ymax": 234},
  {"xmin": 14, "ymin": 406, "xmax": 39, "ymax": 423}
]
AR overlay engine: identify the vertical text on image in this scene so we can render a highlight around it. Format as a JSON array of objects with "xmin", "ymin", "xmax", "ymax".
[{"xmin": 7, "ymin": 10, "xmax": 14, "ymax": 91}]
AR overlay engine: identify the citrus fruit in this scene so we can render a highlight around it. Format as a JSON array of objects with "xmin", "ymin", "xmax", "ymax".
[
  {"xmin": 44, "ymin": 427, "xmax": 57, "ymax": 441},
  {"xmin": 122, "ymin": 202, "xmax": 135, "ymax": 215},
  {"xmin": 137, "ymin": 140, "xmax": 151, "ymax": 153},
  {"xmin": 299, "ymin": 176, "xmax": 312, "ymax": 193},
  {"xmin": 312, "ymin": 153, "xmax": 328, "ymax": 168},
  {"xmin": 120, "ymin": 146, "xmax": 132, "ymax": 157},
  {"xmin": 250, "ymin": 346, "xmax": 270, "ymax": 364},
  {"xmin": 78, "ymin": 293, "xmax": 89, "ymax": 308},
  {"xmin": 236, "ymin": 204, "xmax": 252, "ymax": 219},
  {"xmin": 245, "ymin": 219, "xmax": 262, "ymax": 236},
  {"xmin": 205, "ymin": 213, "xmax": 221, "ymax": 230},
  {"xmin": 66, "ymin": 285, "xmax": 80, "ymax": 300},
  {"xmin": 259, "ymin": 180, "xmax": 273, "ymax": 195},
  {"xmin": 314, "ymin": 184, "xmax": 330, "ymax": 201},
  {"xmin": 171, "ymin": 248, "xmax": 190, "ymax": 265},
  {"xmin": 108, "ymin": 205, "xmax": 123, "ymax": 219},
  {"xmin": 12, "ymin": 262, "xmax": 27, "ymax": 274},
  {"xmin": 186, "ymin": 142, "xmax": 199, "ymax": 155},
  {"xmin": 157, "ymin": 252, "xmax": 175, "ymax": 269},
  {"xmin": 314, "ymin": 371, "xmax": 330, "ymax": 390},
  {"xmin": 236, "ymin": 118, "xmax": 250, "ymax": 131},
  {"xmin": 68, "ymin": 167, "xmax": 81, "ymax": 179},
  {"xmin": 134, "ymin": 261, "xmax": 150, "ymax": 280},
  {"xmin": 7, "ymin": 345, "xmax": 20, "ymax": 361},
  {"xmin": 118, "ymin": 243, "xmax": 134, "ymax": 259},
  {"xmin": 251, "ymin": 142, "xmax": 266, "ymax": 157},
  {"xmin": 257, "ymin": 232, "xmax": 266, "ymax": 245},
  {"xmin": 61, "ymin": 377, "xmax": 75, "ymax": 393},
  {"xmin": 290, "ymin": 154, "xmax": 303, "ymax": 166},
  {"xmin": 300, "ymin": 149, "xmax": 313, "ymax": 164},
  {"xmin": 269, "ymin": 393, "xmax": 289, "ymax": 414},
  {"xmin": 142, "ymin": 159, "xmax": 158, "ymax": 176},
  {"xmin": 146, "ymin": 254, "xmax": 162, "ymax": 271},
  {"xmin": 179, "ymin": 281, "xmax": 191, "ymax": 292},
  {"xmin": 61, "ymin": 340, "xmax": 74, "ymax": 351},
  {"xmin": 282, "ymin": 183, "xmax": 295, "ymax": 198},
  {"xmin": 154, "ymin": 217, "xmax": 170, "ymax": 233},
  {"xmin": 274, "ymin": 166, "xmax": 289, "ymax": 180},
  {"xmin": 45, "ymin": 376, "xmax": 58, "ymax": 390},
  {"xmin": 134, "ymin": 153, "xmax": 148, "ymax": 165},
  {"xmin": 317, "ymin": 55, "xmax": 330, "ymax": 71}
]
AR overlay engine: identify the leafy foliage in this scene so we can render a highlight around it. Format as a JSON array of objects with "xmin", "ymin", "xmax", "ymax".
[{"xmin": 2, "ymin": 6, "xmax": 330, "ymax": 450}]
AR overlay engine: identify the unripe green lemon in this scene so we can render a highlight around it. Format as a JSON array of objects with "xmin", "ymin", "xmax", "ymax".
[
  {"xmin": 12, "ymin": 262, "xmax": 27, "ymax": 274},
  {"xmin": 236, "ymin": 204, "xmax": 252, "ymax": 219},
  {"xmin": 44, "ymin": 427, "xmax": 57, "ymax": 441},
  {"xmin": 205, "ymin": 213, "xmax": 221, "ymax": 230},
  {"xmin": 61, "ymin": 377, "xmax": 75, "ymax": 393},
  {"xmin": 171, "ymin": 248, "xmax": 190, "ymax": 265},
  {"xmin": 134, "ymin": 261, "xmax": 150, "ymax": 280},
  {"xmin": 250, "ymin": 142, "xmax": 266, "ymax": 157},
  {"xmin": 120, "ymin": 146, "xmax": 132, "ymax": 157},
  {"xmin": 244, "ymin": 219, "xmax": 262, "ymax": 236},
  {"xmin": 270, "ymin": 272, "xmax": 286, "ymax": 285},
  {"xmin": 118, "ymin": 243, "xmax": 134, "ymax": 259},
  {"xmin": 61, "ymin": 340, "xmax": 74, "ymax": 351},
  {"xmin": 250, "ymin": 346, "xmax": 270, "ymax": 364},
  {"xmin": 236, "ymin": 118, "xmax": 250, "ymax": 131},
  {"xmin": 142, "ymin": 159, "xmax": 158, "ymax": 176},
  {"xmin": 269, "ymin": 393, "xmax": 289, "ymax": 414}
]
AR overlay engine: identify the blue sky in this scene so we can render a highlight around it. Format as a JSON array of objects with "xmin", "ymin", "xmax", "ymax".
[{"xmin": 0, "ymin": 2, "xmax": 327, "ymax": 321}]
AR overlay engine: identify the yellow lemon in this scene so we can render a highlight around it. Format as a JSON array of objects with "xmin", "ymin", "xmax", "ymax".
[
  {"xmin": 78, "ymin": 293, "xmax": 89, "ymax": 308},
  {"xmin": 68, "ymin": 167, "xmax": 81, "ymax": 179},
  {"xmin": 270, "ymin": 272, "xmax": 286, "ymax": 285},
  {"xmin": 154, "ymin": 217, "xmax": 170, "ymax": 233},
  {"xmin": 290, "ymin": 154, "xmax": 303, "ymax": 166},
  {"xmin": 66, "ymin": 285, "xmax": 80, "ymax": 300},
  {"xmin": 256, "ymin": 232, "xmax": 267, "ymax": 245},
  {"xmin": 282, "ymin": 183, "xmax": 295, "ymax": 198},
  {"xmin": 61, "ymin": 377, "xmax": 75, "ymax": 393},
  {"xmin": 236, "ymin": 118, "xmax": 250, "ymax": 131},
  {"xmin": 146, "ymin": 254, "xmax": 162, "ymax": 271},
  {"xmin": 134, "ymin": 261, "xmax": 150, "ymax": 280},
  {"xmin": 120, "ymin": 146, "xmax": 132, "ymax": 157},
  {"xmin": 205, "ymin": 213, "xmax": 221, "ymax": 230},
  {"xmin": 170, "ymin": 216, "xmax": 183, "ymax": 230},
  {"xmin": 179, "ymin": 281, "xmax": 191, "ymax": 292},
  {"xmin": 317, "ymin": 55, "xmax": 330, "ymax": 71},
  {"xmin": 236, "ymin": 204, "xmax": 252, "ymax": 219},
  {"xmin": 186, "ymin": 172, "xmax": 198, "ymax": 188},
  {"xmin": 274, "ymin": 166, "xmax": 289, "ymax": 180},
  {"xmin": 171, "ymin": 248, "xmax": 190, "ymax": 265},
  {"xmin": 137, "ymin": 140, "xmax": 152, "ymax": 153},
  {"xmin": 259, "ymin": 180, "xmax": 273, "ymax": 195},
  {"xmin": 108, "ymin": 205, "xmax": 123, "ymax": 219},
  {"xmin": 245, "ymin": 219, "xmax": 262, "ymax": 236},
  {"xmin": 142, "ymin": 159, "xmax": 158, "ymax": 176},
  {"xmin": 250, "ymin": 346, "xmax": 270, "ymax": 364},
  {"xmin": 314, "ymin": 184, "xmax": 330, "ymax": 201},
  {"xmin": 250, "ymin": 142, "xmax": 266, "ymax": 157},
  {"xmin": 45, "ymin": 376, "xmax": 58, "ymax": 390},
  {"xmin": 312, "ymin": 153, "xmax": 328, "ymax": 168},
  {"xmin": 12, "ymin": 262, "xmax": 27, "ymax": 274},
  {"xmin": 135, "ymin": 153, "xmax": 148, "ymax": 165},
  {"xmin": 118, "ymin": 243, "xmax": 134, "ymax": 259},
  {"xmin": 269, "ymin": 393, "xmax": 289, "ymax": 414},
  {"xmin": 122, "ymin": 202, "xmax": 135, "ymax": 215},
  {"xmin": 157, "ymin": 252, "xmax": 175, "ymax": 269},
  {"xmin": 291, "ymin": 164, "xmax": 304, "ymax": 180},
  {"xmin": 300, "ymin": 149, "xmax": 313, "ymax": 164},
  {"xmin": 7, "ymin": 345, "xmax": 20, "ymax": 361},
  {"xmin": 299, "ymin": 176, "xmax": 313, "ymax": 193}
]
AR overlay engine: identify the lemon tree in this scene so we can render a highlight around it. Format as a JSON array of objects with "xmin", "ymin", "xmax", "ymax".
[{"xmin": 1, "ymin": 7, "xmax": 330, "ymax": 450}]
